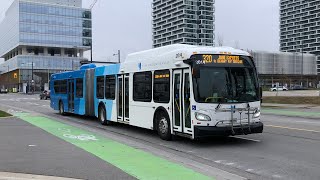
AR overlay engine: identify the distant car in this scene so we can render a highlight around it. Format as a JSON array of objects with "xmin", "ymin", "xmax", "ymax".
[
  {"xmin": 291, "ymin": 85, "xmax": 307, "ymax": 90},
  {"xmin": 0, "ymin": 89, "xmax": 8, "ymax": 94},
  {"xmin": 270, "ymin": 86, "xmax": 288, "ymax": 91},
  {"xmin": 40, "ymin": 90, "xmax": 50, "ymax": 100}
]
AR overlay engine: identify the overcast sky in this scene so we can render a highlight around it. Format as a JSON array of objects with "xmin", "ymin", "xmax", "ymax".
[{"xmin": 0, "ymin": 0, "xmax": 280, "ymax": 62}]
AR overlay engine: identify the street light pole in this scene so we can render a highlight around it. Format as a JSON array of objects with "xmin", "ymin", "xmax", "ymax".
[
  {"xmin": 31, "ymin": 61, "xmax": 34, "ymax": 93},
  {"xmin": 31, "ymin": 61, "xmax": 33, "ymax": 82},
  {"xmin": 90, "ymin": 43, "xmax": 93, "ymax": 63},
  {"xmin": 7, "ymin": 65, "xmax": 9, "ymax": 84},
  {"xmin": 301, "ymin": 40, "xmax": 304, "ymax": 86},
  {"xmin": 89, "ymin": 0, "xmax": 98, "ymax": 63}
]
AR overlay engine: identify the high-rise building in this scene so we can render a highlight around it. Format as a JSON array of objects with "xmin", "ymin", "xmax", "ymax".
[
  {"xmin": 152, "ymin": 0, "xmax": 215, "ymax": 48},
  {"xmin": 279, "ymin": 0, "xmax": 320, "ymax": 74},
  {"xmin": 0, "ymin": 0, "xmax": 92, "ymax": 92}
]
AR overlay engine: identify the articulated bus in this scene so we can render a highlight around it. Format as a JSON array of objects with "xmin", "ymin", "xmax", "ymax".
[{"xmin": 50, "ymin": 44, "xmax": 263, "ymax": 140}]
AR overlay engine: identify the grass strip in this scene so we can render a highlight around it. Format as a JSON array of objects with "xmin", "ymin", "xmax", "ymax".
[
  {"xmin": 0, "ymin": 110, "xmax": 11, "ymax": 117},
  {"xmin": 263, "ymin": 96, "xmax": 320, "ymax": 105}
]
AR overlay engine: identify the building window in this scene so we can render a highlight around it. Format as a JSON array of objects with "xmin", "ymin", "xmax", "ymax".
[
  {"xmin": 83, "ymin": 38, "xmax": 92, "ymax": 46},
  {"xmin": 76, "ymin": 78, "xmax": 83, "ymax": 98},
  {"xmin": 154, "ymin": 70, "xmax": 170, "ymax": 103},
  {"xmin": 83, "ymin": 20, "xmax": 92, "ymax": 28},
  {"xmin": 105, "ymin": 75, "xmax": 116, "ymax": 100},
  {"xmin": 83, "ymin": 11, "xmax": 91, "ymax": 19},
  {"xmin": 83, "ymin": 29, "xmax": 92, "ymax": 37},
  {"xmin": 96, "ymin": 76, "xmax": 104, "ymax": 99},
  {"xmin": 133, "ymin": 72, "xmax": 152, "ymax": 102}
]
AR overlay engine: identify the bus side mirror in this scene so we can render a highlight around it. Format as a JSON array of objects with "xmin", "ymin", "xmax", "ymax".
[
  {"xmin": 192, "ymin": 67, "xmax": 200, "ymax": 78},
  {"xmin": 260, "ymin": 86, "xmax": 263, "ymax": 103}
]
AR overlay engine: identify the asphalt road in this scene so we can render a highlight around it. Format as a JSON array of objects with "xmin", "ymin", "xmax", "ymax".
[
  {"xmin": 0, "ymin": 117, "xmax": 134, "ymax": 180},
  {"xmin": 1, "ymin": 93, "xmax": 320, "ymax": 180}
]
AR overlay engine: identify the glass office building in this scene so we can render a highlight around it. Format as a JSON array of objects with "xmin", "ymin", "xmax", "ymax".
[{"xmin": 0, "ymin": 0, "xmax": 91, "ymax": 92}]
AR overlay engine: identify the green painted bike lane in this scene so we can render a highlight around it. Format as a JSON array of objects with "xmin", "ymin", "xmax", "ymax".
[
  {"xmin": 262, "ymin": 109, "xmax": 320, "ymax": 118},
  {"xmin": 16, "ymin": 113, "xmax": 213, "ymax": 180}
]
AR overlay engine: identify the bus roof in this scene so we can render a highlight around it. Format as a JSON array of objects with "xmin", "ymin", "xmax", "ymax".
[
  {"xmin": 125, "ymin": 44, "xmax": 251, "ymax": 63},
  {"xmin": 51, "ymin": 69, "xmax": 85, "ymax": 80}
]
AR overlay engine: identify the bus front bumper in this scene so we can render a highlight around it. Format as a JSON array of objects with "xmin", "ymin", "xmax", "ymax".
[{"xmin": 194, "ymin": 122, "xmax": 263, "ymax": 138}]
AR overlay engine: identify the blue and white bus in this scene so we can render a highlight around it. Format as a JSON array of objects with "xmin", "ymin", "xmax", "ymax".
[
  {"xmin": 51, "ymin": 44, "xmax": 263, "ymax": 140},
  {"xmin": 50, "ymin": 64, "xmax": 97, "ymax": 116}
]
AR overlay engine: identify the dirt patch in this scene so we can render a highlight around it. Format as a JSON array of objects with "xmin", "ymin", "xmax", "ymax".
[{"xmin": 263, "ymin": 96, "xmax": 320, "ymax": 105}]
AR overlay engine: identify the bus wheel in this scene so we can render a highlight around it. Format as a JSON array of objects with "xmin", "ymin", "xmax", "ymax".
[
  {"xmin": 157, "ymin": 112, "xmax": 172, "ymax": 141},
  {"xmin": 99, "ymin": 106, "xmax": 110, "ymax": 126},
  {"xmin": 59, "ymin": 101, "xmax": 65, "ymax": 115}
]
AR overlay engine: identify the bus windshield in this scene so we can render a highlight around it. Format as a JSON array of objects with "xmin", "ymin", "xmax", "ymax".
[{"xmin": 192, "ymin": 66, "xmax": 259, "ymax": 103}]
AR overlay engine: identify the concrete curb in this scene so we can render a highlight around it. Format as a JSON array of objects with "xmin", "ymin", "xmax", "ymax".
[{"xmin": 0, "ymin": 172, "xmax": 82, "ymax": 180}]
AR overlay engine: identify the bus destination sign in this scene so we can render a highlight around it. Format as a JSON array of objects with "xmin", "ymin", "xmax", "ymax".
[{"xmin": 196, "ymin": 55, "xmax": 243, "ymax": 65}]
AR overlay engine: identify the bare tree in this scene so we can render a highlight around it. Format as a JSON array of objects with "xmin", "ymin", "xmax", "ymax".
[
  {"xmin": 234, "ymin": 40, "xmax": 240, "ymax": 49},
  {"xmin": 217, "ymin": 34, "xmax": 224, "ymax": 46}
]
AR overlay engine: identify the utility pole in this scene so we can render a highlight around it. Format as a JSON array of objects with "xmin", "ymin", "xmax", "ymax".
[
  {"xmin": 118, "ymin": 50, "xmax": 120, "ymax": 63},
  {"xmin": 113, "ymin": 50, "xmax": 121, "ymax": 63}
]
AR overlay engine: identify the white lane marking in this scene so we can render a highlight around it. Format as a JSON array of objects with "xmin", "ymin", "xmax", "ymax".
[
  {"xmin": 231, "ymin": 136, "xmax": 261, "ymax": 142},
  {"xmin": 225, "ymin": 162, "xmax": 235, "ymax": 166},
  {"xmin": 28, "ymin": 145, "xmax": 37, "ymax": 147},
  {"xmin": 58, "ymin": 128, "xmax": 71, "ymax": 133},
  {"xmin": 272, "ymin": 174, "xmax": 283, "ymax": 179},
  {"xmin": 7, "ymin": 109, "xmax": 23, "ymax": 114},
  {"xmin": 26, "ymin": 102, "xmax": 40, "ymax": 106},
  {"xmin": 266, "ymin": 125, "xmax": 320, "ymax": 133},
  {"xmin": 0, "ymin": 172, "xmax": 82, "ymax": 180},
  {"xmin": 63, "ymin": 134, "xmax": 99, "ymax": 141}
]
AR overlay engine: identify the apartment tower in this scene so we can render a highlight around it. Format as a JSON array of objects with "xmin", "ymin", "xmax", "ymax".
[
  {"xmin": 152, "ymin": 0, "xmax": 215, "ymax": 48},
  {"xmin": 280, "ymin": 0, "xmax": 320, "ymax": 74}
]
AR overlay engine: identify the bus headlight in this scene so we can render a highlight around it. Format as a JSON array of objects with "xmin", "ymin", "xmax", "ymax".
[
  {"xmin": 195, "ymin": 112, "xmax": 211, "ymax": 121},
  {"xmin": 253, "ymin": 109, "xmax": 261, "ymax": 118}
]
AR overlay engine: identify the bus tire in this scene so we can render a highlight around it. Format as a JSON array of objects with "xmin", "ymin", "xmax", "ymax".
[
  {"xmin": 59, "ymin": 101, "xmax": 65, "ymax": 115},
  {"xmin": 99, "ymin": 106, "xmax": 110, "ymax": 126},
  {"xmin": 156, "ymin": 111, "xmax": 172, "ymax": 141}
]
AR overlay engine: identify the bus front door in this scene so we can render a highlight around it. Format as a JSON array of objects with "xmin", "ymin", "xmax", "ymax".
[
  {"xmin": 173, "ymin": 69, "xmax": 192, "ymax": 135},
  {"xmin": 67, "ymin": 79, "xmax": 74, "ymax": 112},
  {"xmin": 117, "ymin": 74, "xmax": 129, "ymax": 122}
]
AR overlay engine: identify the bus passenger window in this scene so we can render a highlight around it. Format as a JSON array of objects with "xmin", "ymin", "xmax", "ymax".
[
  {"xmin": 54, "ymin": 81, "xmax": 60, "ymax": 93},
  {"xmin": 154, "ymin": 70, "xmax": 170, "ymax": 103},
  {"xmin": 105, "ymin": 75, "xmax": 116, "ymax": 100},
  {"xmin": 96, "ymin": 76, "xmax": 104, "ymax": 99},
  {"xmin": 54, "ymin": 80, "xmax": 67, "ymax": 94},
  {"xmin": 76, "ymin": 79, "xmax": 83, "ymax": 98},
  {"xmin": 133, "ymin": 72, "xmax": 152, "ymax": 102},
  {"xmin": 60, "ymin": 80, "xmax": 67, "ymax": 94}
]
